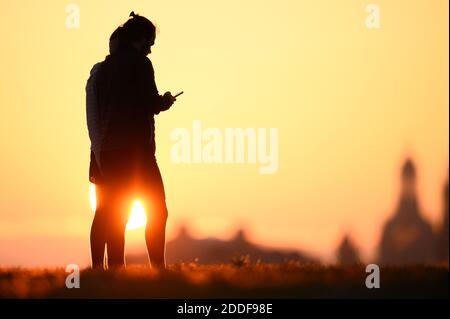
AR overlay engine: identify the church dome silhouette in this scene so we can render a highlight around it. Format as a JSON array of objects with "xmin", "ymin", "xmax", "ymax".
[{"xmin": 378, "ymin": 158, "xmax": 434, "ymax": 265}]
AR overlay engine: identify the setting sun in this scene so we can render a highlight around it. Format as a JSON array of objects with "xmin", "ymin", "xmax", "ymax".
[
  {"xmin": 126, "ymin": 200, "xmax": 147, "ymax": 230},
  {"xmin": 89, "ymin": 184, "xmax": 147, "ymax": 230}
]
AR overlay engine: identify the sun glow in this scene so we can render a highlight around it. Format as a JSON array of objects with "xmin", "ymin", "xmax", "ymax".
[
  {"xmin": 89, "ymin": 184, "xmax": 147, "ymax": 230},
  {"xmin": 126, "ymin": 200, "xmax": 147, "ymax": 230},
  {"xmin": 89, "ymin": 183, "xmax": 96, "ymax": 212}
]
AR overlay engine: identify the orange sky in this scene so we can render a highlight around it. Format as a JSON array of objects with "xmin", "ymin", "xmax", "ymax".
[{"xmin": 0, "ymin": 0, "xmax": 448, "ymax": 266}]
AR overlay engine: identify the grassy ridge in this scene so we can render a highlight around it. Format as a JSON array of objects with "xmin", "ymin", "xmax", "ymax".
[{"xmin": 0, "ymin": 262, "xmax": 448, "ymax": 298}]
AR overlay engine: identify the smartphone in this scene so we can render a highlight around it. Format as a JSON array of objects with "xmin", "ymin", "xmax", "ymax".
[{"xmin": 174, "ymin": 91, "xmax": 184, "ymax": 98}]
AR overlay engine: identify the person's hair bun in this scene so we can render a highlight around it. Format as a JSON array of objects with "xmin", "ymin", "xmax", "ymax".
[{"xmin": 122, "ymin": 11, "xmax": 155, "ymax": 42}]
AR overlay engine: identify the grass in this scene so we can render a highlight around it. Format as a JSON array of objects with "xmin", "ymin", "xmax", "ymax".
[{"xmin": 0, "ymin": 261, "xmax": 448, "ymax": 299}]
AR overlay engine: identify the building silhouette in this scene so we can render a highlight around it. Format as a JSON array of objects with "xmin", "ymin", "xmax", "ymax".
[
  {"xmin": 126, "ymin": 226, "xmax": 317, "ymax": 265},
  {"xmin": 378, "ymin": 159, "xmax": 435, "ymax": 265},
  {"xmin": 435, "ymin": 180, "xmax": 449, "ymax": 263},
  {"xmin": 125, "ymin": 158, "xmax": 447, "ymax": 267},
  {"xmin": 336, "ymin": 234, "xmax": 360, "ymax": 265}
]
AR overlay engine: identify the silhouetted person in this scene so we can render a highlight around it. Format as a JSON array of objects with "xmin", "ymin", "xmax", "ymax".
[
  {"xmin": 378, "ymin": 159, "xmax": 434, "ymax": 265},
  {"xmin": 86, "ymin": 12, "xmax": 176, "ymax": 269}
]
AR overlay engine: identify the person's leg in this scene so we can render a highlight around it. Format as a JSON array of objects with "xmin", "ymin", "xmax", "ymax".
[
  {"xmin": 145, "ymin": 199, "xmax": 168, "ymax": 268},
  {"xmin": 105, "ymin": 188, "xmax": 129, "ymax": 268},
  {"xmin": 97, "ymin": 149, "xmax": 130, "ymax": 269},
  {"xmin": 144, "ymin": 161, "xmax": 169, "ymax": 269},
  {"xmin": 90, "ymin": 183, "xmax": 107, "ymax": 269}
]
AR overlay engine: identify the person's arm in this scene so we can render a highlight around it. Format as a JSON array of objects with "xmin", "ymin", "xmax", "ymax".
[
  {"xmin": 138, "ymin": 57, "xmax": 173, "ymax": 114},
  {"xmin": 86, "ymin": 63, "xmax": 102, "ymax": 146}
]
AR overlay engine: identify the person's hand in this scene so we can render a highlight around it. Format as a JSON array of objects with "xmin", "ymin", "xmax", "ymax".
[{"xmin": 162, "ymin": 91, "xmax": 176, "ymax": 109}]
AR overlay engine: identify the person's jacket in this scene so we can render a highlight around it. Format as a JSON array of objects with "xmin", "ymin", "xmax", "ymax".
[{"xmin": 95, "ymin": 43, "xmax": 167, "ymax": 155}]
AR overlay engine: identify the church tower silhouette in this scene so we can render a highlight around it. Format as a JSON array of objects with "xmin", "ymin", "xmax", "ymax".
[
  {"xmin": 336, "ymin": 234, "xmax": 360, "ymax": 265},
  {"xmin": 378, "ymin": 159, "xmax": 435, "ymax": 265}
]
